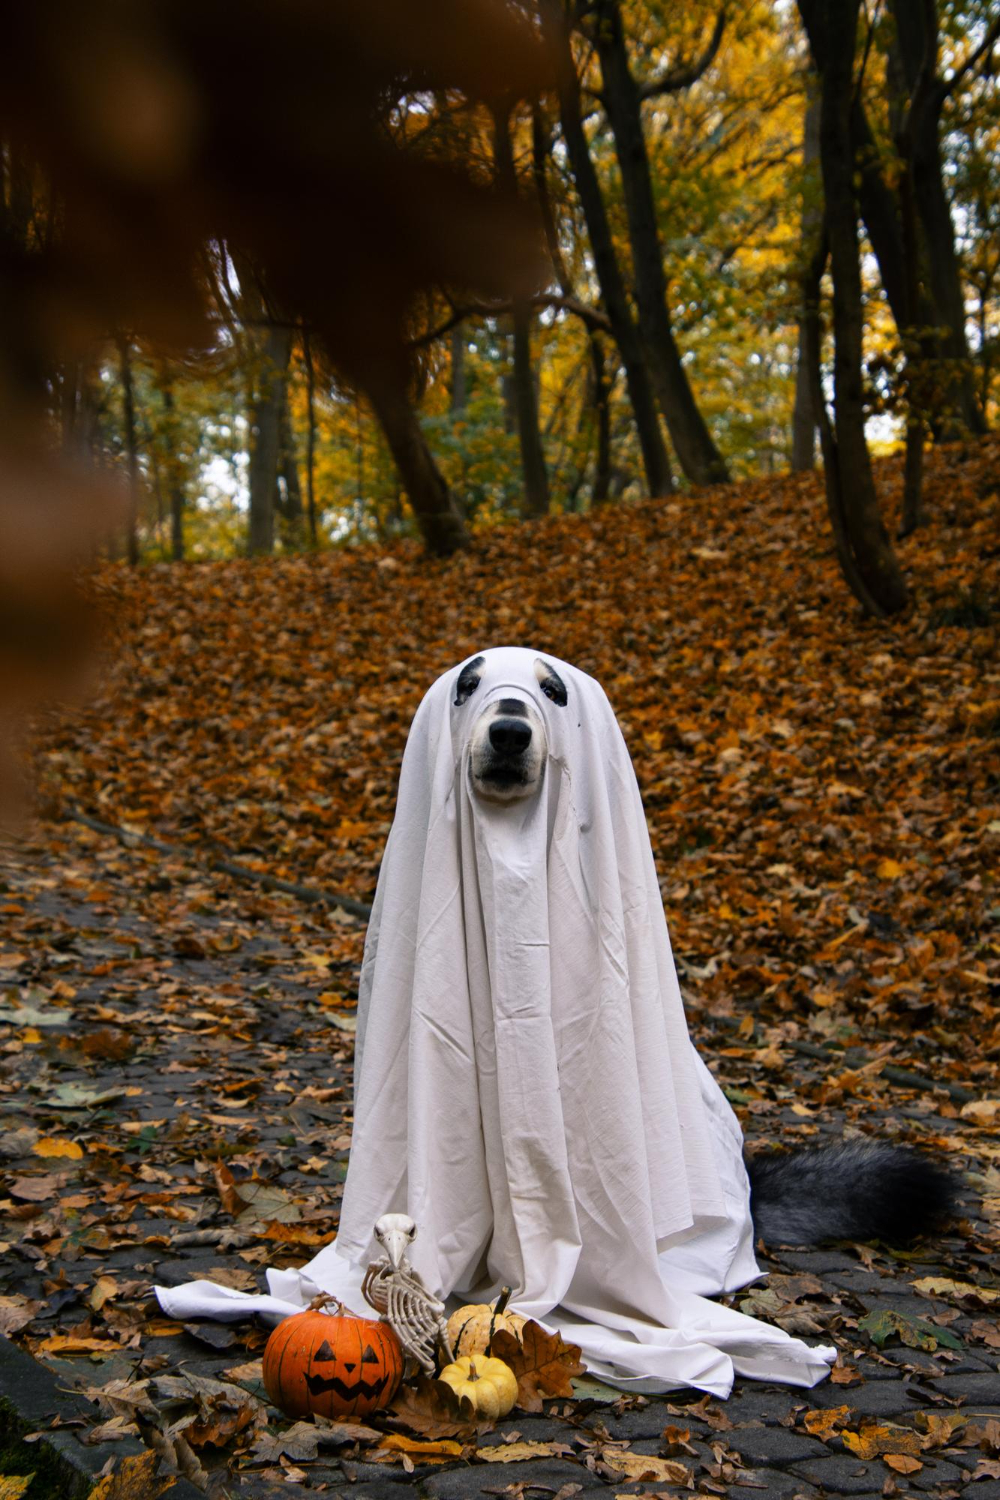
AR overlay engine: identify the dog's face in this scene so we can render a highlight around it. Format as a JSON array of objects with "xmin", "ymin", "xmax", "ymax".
[{"xmin": 456, "ymin": 654, "xmax": 567, "ymax": 803}]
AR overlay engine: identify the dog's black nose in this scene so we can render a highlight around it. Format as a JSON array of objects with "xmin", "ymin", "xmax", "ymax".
[{"xmin": 489, "ymin": 718, "xmax": 532, "ymax": 755}]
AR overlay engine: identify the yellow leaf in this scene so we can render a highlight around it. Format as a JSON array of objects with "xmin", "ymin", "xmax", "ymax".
[
  {"xmin": 37, "ymin": 1334, "xmax": 122, "ymax": 1355},
  {"xmin": 877, "ymin": 857, "xmax": 905, "ymax": 879},
  {"xmin": 86, "ymin": 1450, "xmax": 174, "ymax": 1499},
  {"xmin": 32, "ymin": 1137, "xmax": 84, "ymax": 1160},
  {"xmin": 376, "ymin": 1435, "xmax": 464, "ymax": 1461},
  {"xmin": 803, "ymin": 1405, "xmax": 851, "ymax": 1439},
  {"xmin": 89, "ymin": 1276, "xmax": 119, "ymax": 1311},
  {"xmin": 478, "ymin": 1442, "xmax": 563, "ymax": 1463},
  {"xmin": 20, "ymin": 1028, "xmax": 43, "ymax": 1045},
  {"xmin": 912, "ymin": 1276, "xmax": 1000, "ymax": 1304},
  {"xmin": 885, "ymin": 1454, "xmax": 923, "ymax": 1474},
  {"xmin": 843, "ymin": 1424, "xmax": 922, "ymax": 1460},
  {"xmin": 0, "ymin": 1477, "xmax": 34, "ymax": 1499}
]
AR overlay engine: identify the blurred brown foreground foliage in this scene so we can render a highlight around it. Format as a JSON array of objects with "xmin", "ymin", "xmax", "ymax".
[{"xmin": 0, "ymin": 0, "xmax": 548, "ymax": 796}]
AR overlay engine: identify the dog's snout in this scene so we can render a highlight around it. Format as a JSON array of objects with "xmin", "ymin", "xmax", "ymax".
[{"xmin": 489, "ymin": 718, "xmax": 532, "ymax": 755}]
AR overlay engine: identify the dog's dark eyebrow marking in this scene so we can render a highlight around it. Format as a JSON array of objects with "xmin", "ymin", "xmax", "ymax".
[
  {"xmin": 497, "ymin": 698, "xmax": 528, "ymax": 717},
  {"xmin": 454, "ymin": 655, "xmax": 485, "ymax": 706},
  {"xmin": 534, "ymin": 659, "xmax": 568, "ymax": 707}
]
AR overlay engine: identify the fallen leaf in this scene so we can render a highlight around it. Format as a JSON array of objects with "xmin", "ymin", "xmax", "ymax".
[
  {"xmin": 476, "ymin": 1440, "xmax": 566, "ymax": 1463},
  {"xmin": 85, "ymin": 1451, "xmax": 174, "ymax": 1499},
  {"xmin": 884, "ymin": 1454, "xmax": 923, "ymax": 1474},
  {"xmin": 0, "ymin": 1479, "xmax": 34, "ymax": 1499},
  {"xmin": 387, "ymin": 1374, "xmax": 476, "ymax": 1438},
  {"xmin": 803, "ymin": 1405, "xmax": 851, "ymax": 1439},
  {"xmin": 911, "ymin": 1276, "xmax": 1000, "ymax": 1305},
  {"xmin": 32, "ymin": 1136, "xmax": 84, "ymax": 1159},
  {"xmin": 601, "ymin": 1452, "xmax": 691, "ymax": 1483},
  {"xmin": 490, "ymin": 1321, "xmax": 585, "ymax": 1412},
  {"xmin": 377, "ymin": 1434, "xmax": 465, "ymax": 1461},
  {"xmin": 858, "ymin": 1307, "xmax": 962, "ymax": 1352},
  {"xmin": 842, "ymin": 1423, "xmax": 923, "ymax": 1460}
]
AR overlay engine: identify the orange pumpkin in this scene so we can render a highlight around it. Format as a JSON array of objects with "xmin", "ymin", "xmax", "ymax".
[{"xmin": 263, "ymin": 1302, "xmax": 404, "ymax": 1419}]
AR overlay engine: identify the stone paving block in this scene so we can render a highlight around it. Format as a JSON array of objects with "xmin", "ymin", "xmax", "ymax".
[
  {"xmin": 788, "ymin": 1454, "xmax": 890, "ymax": 1494},
  {"xmin": 727, "ymin": 1471, "xmax": 820, "ymax": 1499},
  {"xmin": 724, "ymin": 1424, "xmax": 830, "ymax": 1465},
  {"xmin": 928, "ymin": 1370, "xmax": 1000, "ymax": 1401},
  {"xmin": 793, "ymin": 1377, "xmax": 920, "ymax": 1415},
  {"xmin": 422, "ymin": 1458, "xmax": 603, "ymax": 1496}
]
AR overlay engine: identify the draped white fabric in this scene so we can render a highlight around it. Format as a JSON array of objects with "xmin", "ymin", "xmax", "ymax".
[{"xmin": 157, "ymin": 648, "xmax": 834, "ymax": 1397}]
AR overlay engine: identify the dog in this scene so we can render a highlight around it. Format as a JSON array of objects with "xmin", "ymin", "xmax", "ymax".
[{"xmin": 459, "ymin": 652, "xmax": 958, "ymax": 1247}]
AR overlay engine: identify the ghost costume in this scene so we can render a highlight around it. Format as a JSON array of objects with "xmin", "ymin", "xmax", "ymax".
[{"xmin": 157, "ymin": 648, "xmax": 835, "ymax": 1397}]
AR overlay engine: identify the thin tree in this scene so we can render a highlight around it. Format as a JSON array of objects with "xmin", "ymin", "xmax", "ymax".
[
  {"xmin": 800, "ymin": 0, "xmax": 908, "ymax": 615},
  {"xmin": 791, "ymin": 87, "xmax": 822, "ymax": 471},
  {"xmin": 589, "ymin": 0, "xmax": 730, "ymax": 485},
  {"xmin": 539, "ymin": 0, "xmax": 674, "ymax": 497},
  {"xmin": 118, "ymin": 335, "xmax": 140, "ymax": 565},
  {"xmin": 492, "ymin": 100, "xmax": 551, "ymax": 518}
]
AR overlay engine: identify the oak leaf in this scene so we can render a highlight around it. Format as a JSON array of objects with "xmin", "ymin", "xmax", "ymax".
[{"xmin": 489, "ymin": 1321, "xmax": 584, "ymax": 1412}]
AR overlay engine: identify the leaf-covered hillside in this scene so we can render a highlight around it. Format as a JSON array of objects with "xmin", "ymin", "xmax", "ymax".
[{"xmin": 37, "ymin": 443, "xmax": 1000, "ymax": 1065}]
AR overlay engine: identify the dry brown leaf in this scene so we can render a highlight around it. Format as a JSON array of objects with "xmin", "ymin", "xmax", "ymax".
[
  {"xmin": 915, "ymin": 1411, "xmax": 966, "ymax": 1448},
  {"xmin": 601, "ymin": 1452, "xmax": 691, "ymax": 1484},
  {"xmin": 490, "ymin": 1321, "xmax": 584, "ymax": 1413},
  {"xmin": 387, "ymin": 1374, "xmax": 478, "ymax": 1439},
  {"xmin": 212, "ymin": 1160, "xmax": 249, "ymax": 1215}
]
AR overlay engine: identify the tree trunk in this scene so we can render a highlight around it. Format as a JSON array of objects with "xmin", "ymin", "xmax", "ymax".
[
  {"xmin": 810, "ymin": 0, "xmax": 907, "ymax": 615},
  {"xmin": 161, "ymin": 380, "xmax": 185, "ymax": 561},
  {"xmin": 592, "ymin": 0, "xmax": 728, "ymax": 486},
  {"xmin": 492, "ymin": 103, "xmax": 550, "ymax": 518},
  {"xmin": 450, "ymin": 324, "xmax": 467, "ymax": 414},
  {"xmin": 591, "ymin": 338, "xmax": 612, "ymax": 503},
  {"xmin": 891, "ymin": 0, "xmax": 985, "ymax": 435},
  {"xmin": 365, "ymin": 379, "xmax": 468, "ymax": 556},
  {"xmin": 303, "ymin": 329, "xmax": 318, "ymax": 546},
  {"xmin": 539, "ymin": 0, "xmax": 673, "ymax": 497},
  {"xmin": 791, "ymin": 88, "xmax": 821, "ymax": 471},
  {"xmin": 277, "ymin": 390, "xmax": 304, "ymax": 544},
  {"xmin": 118, "ymin": 336, "xmax": 140, "ymax": 565},
  {"xmin": 247, "ymin": 323, "xmax": 291, "ymax": 556}
]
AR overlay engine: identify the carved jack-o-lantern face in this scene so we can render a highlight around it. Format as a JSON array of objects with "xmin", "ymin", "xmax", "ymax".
[{"xmin": 263, "ymin": 1308, "xmax": 404, "ymax": 1419}]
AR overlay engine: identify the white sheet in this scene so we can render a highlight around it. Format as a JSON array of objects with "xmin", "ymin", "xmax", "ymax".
[{"xmin": 157, "ymin": 648, "xmax": 834, "ymax": 1397}]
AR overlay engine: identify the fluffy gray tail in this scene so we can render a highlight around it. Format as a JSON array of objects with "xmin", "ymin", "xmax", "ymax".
[{"xmin": 745, "ymin": 1141, "xmax": 958, "ymax": 1246}]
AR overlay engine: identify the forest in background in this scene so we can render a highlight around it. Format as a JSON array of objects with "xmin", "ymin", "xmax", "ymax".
[{"xmin": 5, "ymin": 0, "xmax": 996, "ymax": 610}]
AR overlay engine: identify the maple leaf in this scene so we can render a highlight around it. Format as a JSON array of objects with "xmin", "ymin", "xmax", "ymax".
[
  {"xmin": 387, "ymin": 1374, "xmax": 480, "ymax": 1439},
  {"xmin": 489, "ymin": 1321, "xmax": 584, "ymax": 1413}
]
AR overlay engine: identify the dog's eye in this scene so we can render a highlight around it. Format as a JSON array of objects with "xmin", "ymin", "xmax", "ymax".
[
  {"xmin": 455, "ymin": 655, "xmax": 485, "ymax": 706},
  {"xmin": 534, "ymin": 659, "xmax": 567, "ymax": 707}
]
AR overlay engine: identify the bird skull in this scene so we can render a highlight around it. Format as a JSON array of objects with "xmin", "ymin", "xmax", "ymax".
[{"xmin": 374, "ymin": 1212, "xmax": 417, "ymax": 1270}]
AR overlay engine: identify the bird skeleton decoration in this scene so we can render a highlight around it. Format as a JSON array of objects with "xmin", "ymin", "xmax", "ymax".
[{"xmin": 361, "ymin": 1214, "xmax": 453, "ymax": 1375}]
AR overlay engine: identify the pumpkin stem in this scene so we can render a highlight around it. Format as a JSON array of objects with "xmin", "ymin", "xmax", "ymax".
[
  {"xmin": 468, "ymin": 1360, "xmax": 479, "ymax": 1380},
  {"xmin": 487, "ymin": 1286, "xmax": 513, "ymax": 1354},
  {"xmin": 307, "ymin": 1292, "xmax": 344, "ymax": 1315}
]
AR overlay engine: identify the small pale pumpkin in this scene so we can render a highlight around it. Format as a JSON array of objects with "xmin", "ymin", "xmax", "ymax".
[
  {"xmin": 438, "ymin": 1354, "xmax": 518, "ymax": 1419},
  {"xmin": 446, "ymin": 1287, "xmax": 527, "ymax": 1358},
  {"xmin": 263, "ymin": 1298, "xmax": 403, "ymax": 1419}
]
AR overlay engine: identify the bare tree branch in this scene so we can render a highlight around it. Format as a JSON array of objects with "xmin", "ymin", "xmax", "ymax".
[
  {"xmin": 639, "ymin": 9, "xmax": 726, "ymax": 101},
  {"xmin": 410, "ymin": 292, "xmax": 612, "ymax": 348}
]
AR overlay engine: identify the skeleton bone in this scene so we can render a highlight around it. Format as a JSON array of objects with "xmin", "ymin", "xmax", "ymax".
[{"xmin": 361, "ymin": 1214, "xmax": 454, "ymax": 1375}]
